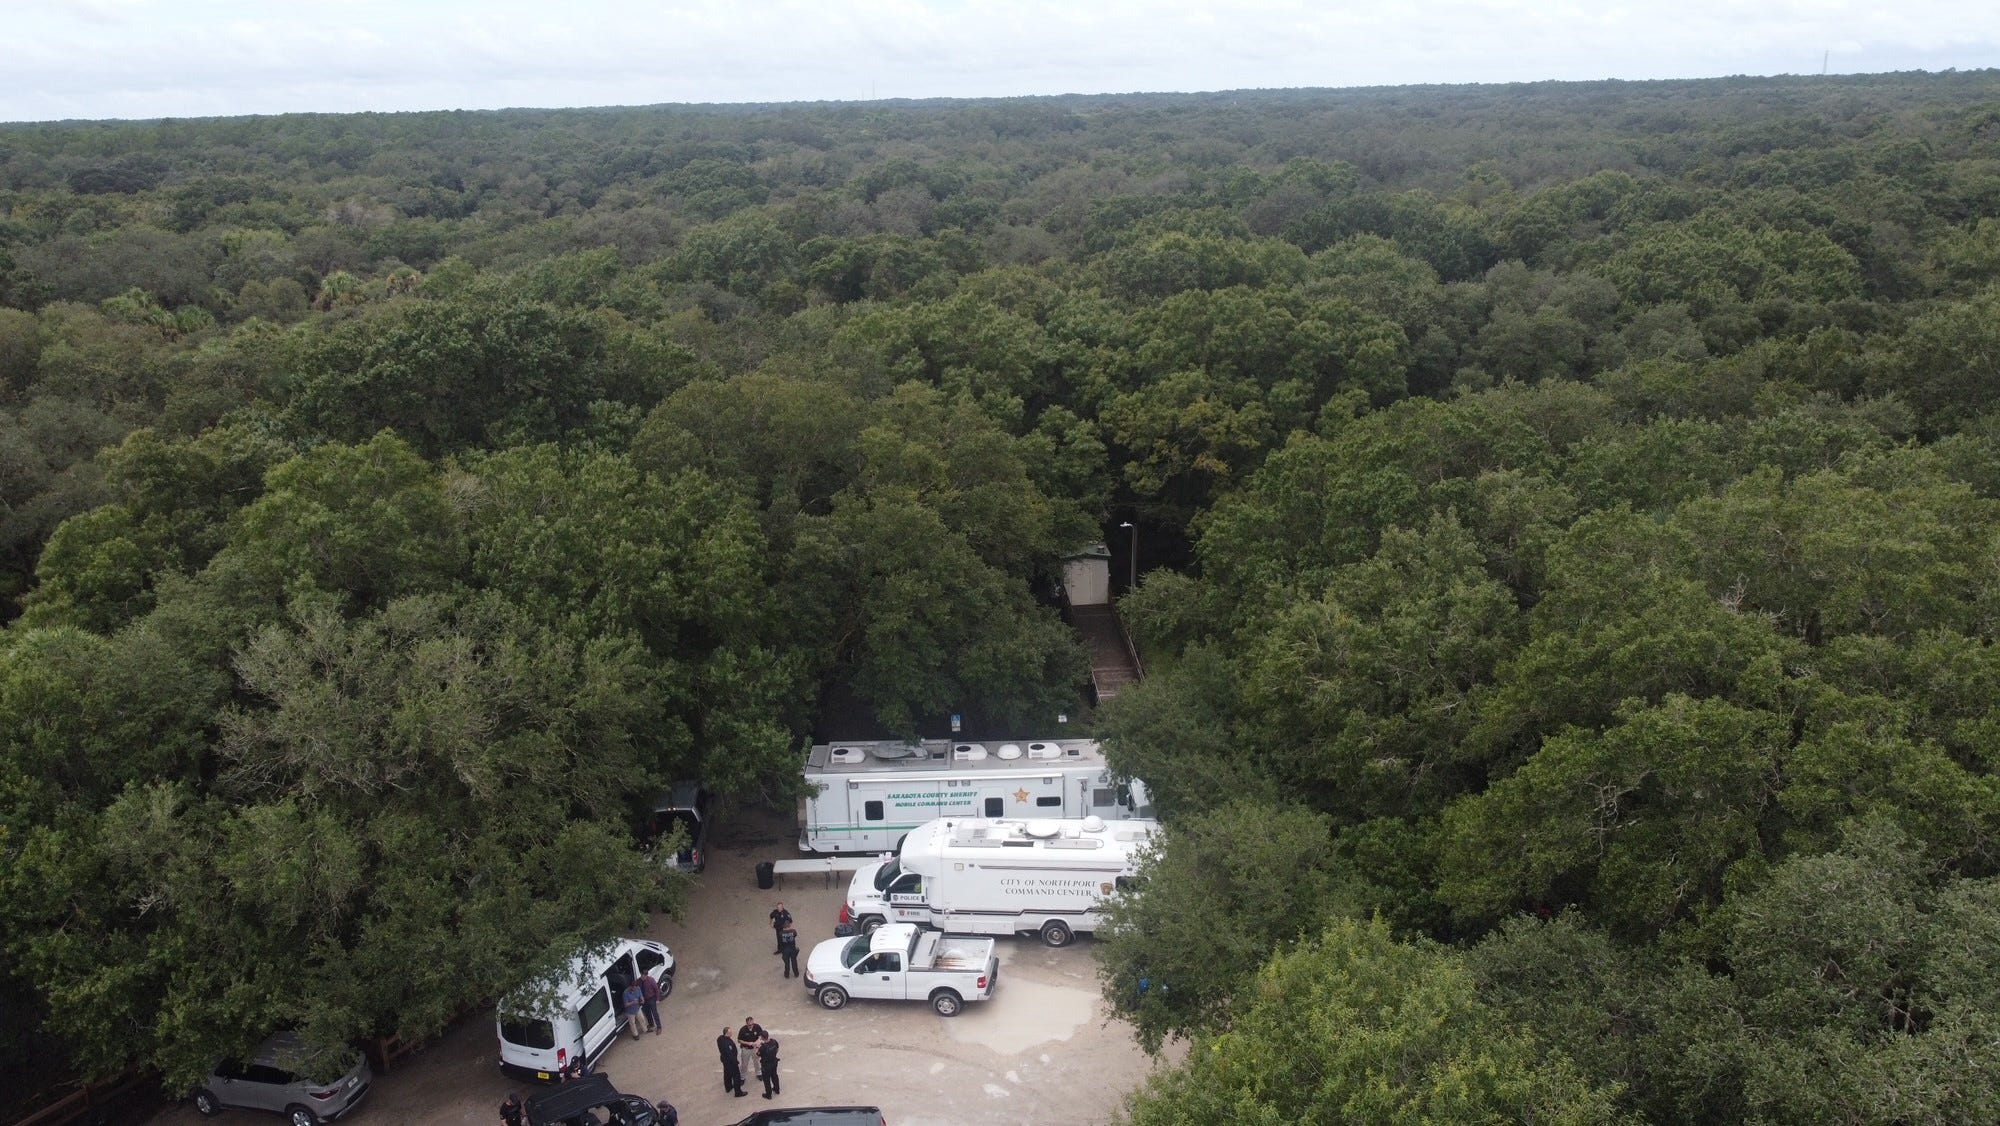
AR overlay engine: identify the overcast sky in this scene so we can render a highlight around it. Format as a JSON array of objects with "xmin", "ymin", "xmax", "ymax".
[{"xmin": 7, "ymin": 0, "xmax": 1998, "ymax": 123}]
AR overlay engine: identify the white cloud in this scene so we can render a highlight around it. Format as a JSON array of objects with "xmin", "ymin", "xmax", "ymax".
[{"xmin": 3, "ymin": 0, "xmax": 1997, "ymax": 121}]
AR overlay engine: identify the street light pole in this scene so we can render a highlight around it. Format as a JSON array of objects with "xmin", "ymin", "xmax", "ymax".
[{"xmin": 1118, "ymin": 521, "xmax": 1137, "ymax": 592}]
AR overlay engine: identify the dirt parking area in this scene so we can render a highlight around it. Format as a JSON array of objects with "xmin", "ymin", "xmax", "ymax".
[{"xmin": 151, "ymin": 807, "xmax": 1164, "ymax": 1126}]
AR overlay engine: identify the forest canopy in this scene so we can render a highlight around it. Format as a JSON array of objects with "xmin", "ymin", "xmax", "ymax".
[{"xmin": 3, "ymin": 71, "xmax": 2000, "ymax": 1122}]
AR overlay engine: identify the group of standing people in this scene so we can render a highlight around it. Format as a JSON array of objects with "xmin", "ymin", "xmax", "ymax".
[
  {"xmin": 718, "ymin": 1016, "xmax": 781, "ymax": 1098},
  {"xmin": 619, "ymin": 967, "xmax": 666, "ymax": 1040},
  {"xmin": 503, "ymin": 899, "xmax": 805, "ymax": 1124}
]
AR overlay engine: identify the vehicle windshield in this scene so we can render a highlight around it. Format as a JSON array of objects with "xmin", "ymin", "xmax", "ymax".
[
  {"xmin": 647, "ymin": 809, "xmax": 700, "ymax": 854},
  {"xmin": 872, "ymin": 858, "xmax": 901, "ymax": 890},
  {"xmin": 841, "ymin": 935, "xmax": 872, "ymax": 968}
]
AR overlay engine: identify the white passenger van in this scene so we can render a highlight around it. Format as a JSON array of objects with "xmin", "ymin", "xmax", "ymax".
[{"xmin": 496, "ymin": 937, "xmax": 673, "ymax": 1082}]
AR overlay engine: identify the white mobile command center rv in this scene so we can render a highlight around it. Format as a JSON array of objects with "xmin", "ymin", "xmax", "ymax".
[
  {"xmin": 799, "ymin": 737, "xmax": 1152, "ymax": 854},
  {"xmin": 840, "ymin": 815, "xmax": 1160, "ymax": 946},
  {"xmin": 496, "ymin": 937, "xmax": 673, "ymax": 1083}
]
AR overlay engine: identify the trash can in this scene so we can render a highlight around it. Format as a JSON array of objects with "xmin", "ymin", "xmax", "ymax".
[{"xmin": 756, "ymin": 860, "xmax": 775, "ymax": 890}]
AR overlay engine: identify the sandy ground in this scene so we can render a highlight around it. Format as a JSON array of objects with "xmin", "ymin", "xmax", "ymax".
[{"xmin": 151, "ymin": 806, "xmax": 1166, "ymax": 1126}]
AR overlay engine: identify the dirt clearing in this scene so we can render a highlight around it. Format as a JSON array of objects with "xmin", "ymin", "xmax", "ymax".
[{"xmin": 150, "ymin": 806, "xmax": 1164, "ymax": 1125}]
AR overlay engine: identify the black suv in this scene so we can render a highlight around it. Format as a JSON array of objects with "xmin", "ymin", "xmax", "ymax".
[
  {"xmin": 525, "ymin": 1075, "xmax": 659, "ymax": 1126},
  {"xmin": 641, "ymin": 781, "xmax": 713, "ymax": 873},
  {"xmin": 726, "ymin": 1110, "xmax": 885, "ymax": 1126}
]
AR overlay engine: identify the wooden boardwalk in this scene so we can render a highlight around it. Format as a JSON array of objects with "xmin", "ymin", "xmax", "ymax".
[{"xmin": 1071, "ymin": 603, "xmax": 1143, "ymax": 702}]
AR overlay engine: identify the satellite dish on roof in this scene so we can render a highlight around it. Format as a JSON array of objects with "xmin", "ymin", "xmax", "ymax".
[
  {"xmin": 995, "ymin": 744, "xmax": 1023, "ymax": 760},
  {"xmin": 1024, "ymin": 820, "xmax": 1060, "ymax": 838},
  {"xmin": 868, "ymin": 743, "xmax": 919, "ymax": 760},
  {"xmin": 1081, "ymin": 815, "xmax": 1106, "ymax": 832}
]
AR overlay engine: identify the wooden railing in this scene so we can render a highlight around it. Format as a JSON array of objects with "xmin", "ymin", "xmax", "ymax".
[
  {"xmin": 9, "ymin": 1071, "xmax": 154, "ymax": 1126},
  {"xmin": 1114, "ymin": 607, "xmax": 1145, "ymax": 684}
]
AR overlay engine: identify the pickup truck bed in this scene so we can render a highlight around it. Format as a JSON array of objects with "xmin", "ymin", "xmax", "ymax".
[{"xmin": 916, "ymin": 931, "xmax": 990, "ymax": 971}]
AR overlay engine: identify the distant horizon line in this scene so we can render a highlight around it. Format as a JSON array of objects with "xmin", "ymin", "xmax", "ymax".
[{"xmin": 5, "ymin": 65, "xmax": 1992, "ymax": 129}]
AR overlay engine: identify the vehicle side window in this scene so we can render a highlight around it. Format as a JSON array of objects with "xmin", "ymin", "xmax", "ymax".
[
  {"xmin": 864, "ymin": 800, "xmax": 884, "ymax": 821},
  {"xmin": 878, "ymin": 953, "xmax": 901, "ymax": 972},
  {"xmin": 855, "ymin": 955, "xmax": 878, "ymax": 973},
  {"xmin": 579, "ymin": 984, "xmax": 612, "ymax": 1031},
  {"xmin": 984, "ymin": 797, "xmax": 1004, "ymax": 816},
  {"xmin": 1092, "ymin": 787, "xmax": 1116, "ymax": 807},
  {"xmin": 214, "ymin": 1060, "xmax": 247, "ymax": 1081},
  {"xmin": 244, "ymin": 1064, "xmax": 292, "ymax": 1085},
  {"xmin": 890, "ymin": 873, "xmax": 921, "ymax": 894},
  {"xmin": 1035, "ymin": 795, "xmax": 1062, "ymax": 807},
  {"xmin": 636, "ymin": 948, "xmax": 666, "ymax": 977}
]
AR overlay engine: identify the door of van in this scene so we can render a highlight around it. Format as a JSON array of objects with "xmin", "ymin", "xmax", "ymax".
[
  {"xmin": 885, "ymin": 871, "xmax": 928, "ymax": 924},
  {"xmin": 1088, "ymin": 773, "xmax": 1124, "ymax": 818},
  {"xmin": 584, "ymin": 948, "xmax": 640, "ymax": 1061},
  {"xmin": 1027, "ymin": 776, "xmax": 1068, "ymax": 817},
  {"xmin": 575, "ymin": 980, "xmax": 616, "ymax": 1063},
  {"xmin": 499, "ymin": 1010, "xmax": 568, "ymax": 1079}
]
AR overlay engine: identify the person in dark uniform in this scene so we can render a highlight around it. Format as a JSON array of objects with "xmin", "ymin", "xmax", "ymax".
[
  {"xmin": 717, "ymin": 1026, "xmax": 745, "ymax": 1095},
  {"xmin": 757, "ymin": 1037, "xmax": 781, "ymax": 1099},
  {"xmin": 736, "ymin": 1016, "xmax": 765, "ymax": 1086},
  {"xmin": 499, "ymin": 1091, "xmax": 525, "ymax": 1126},
  {"xmin": 777, "ymin": 922, "xmax": 801, "ymax": 978},
  {"xmin": 769, "ymin": 903, "xmax": 793, "ymax": 953}
]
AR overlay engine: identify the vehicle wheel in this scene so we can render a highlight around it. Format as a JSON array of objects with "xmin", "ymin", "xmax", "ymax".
[
  {"xmin": 817, "ymin": 985, "xmax": 849, "ymax": 1010},
  {"xmin": 858, "ymin": 915, "xmax": 885, "ymax": 936},
  {"xmin": 192, "ymin": 1089, "xmax": 223, "ymax": 1117},
  {"xmin": 1040, "ymin": 919, "xmax": 1074, "ymax": 947},
  {"xmin": 287, "ymin": 1106, "xmax": 322, "ymax": 1126},
  {"xmin": 657, "ymin": 971, "xmax": 674, "ymax": 999},
  {"xmin": 931, "ymin": 989, "xmax": 963, "ymax": 1017}
]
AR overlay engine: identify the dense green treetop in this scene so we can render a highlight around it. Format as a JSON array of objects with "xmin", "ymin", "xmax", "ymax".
[{"xmin": 3, "ymin": 73, "xmax": 2000, "ymax": 1119}]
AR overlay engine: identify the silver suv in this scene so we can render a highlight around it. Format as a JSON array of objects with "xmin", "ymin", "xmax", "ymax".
[
  {"xmin": 642, "ymin": 781, "xmax": 713, "ymax": 873},
  {"xmin": 192, "ymin": 1033, "xmax": 372, "ymax": 1125}
]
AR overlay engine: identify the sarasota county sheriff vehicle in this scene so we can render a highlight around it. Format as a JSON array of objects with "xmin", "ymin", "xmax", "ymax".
[{"xmin": 798, "ymin": 738, "xmax": 1152, "ymax": 854}]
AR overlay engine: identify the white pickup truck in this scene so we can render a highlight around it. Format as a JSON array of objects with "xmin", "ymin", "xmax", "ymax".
[{"xmin": 803, "ymin": 922, "xmax": 999, "ymax": 1016}]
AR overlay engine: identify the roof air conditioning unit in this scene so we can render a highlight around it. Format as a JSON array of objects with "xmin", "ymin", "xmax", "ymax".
[
  {"xmin": 1026, "ymin": 742, "xmax": 1062, "ymax": 760},
  {"xmin": 953, "ymin": 743, "xmax": 988, "ymax": 761},
  {"xmin": 829, "ymin": 746, "xmax": 867, "ymax": 764}
]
